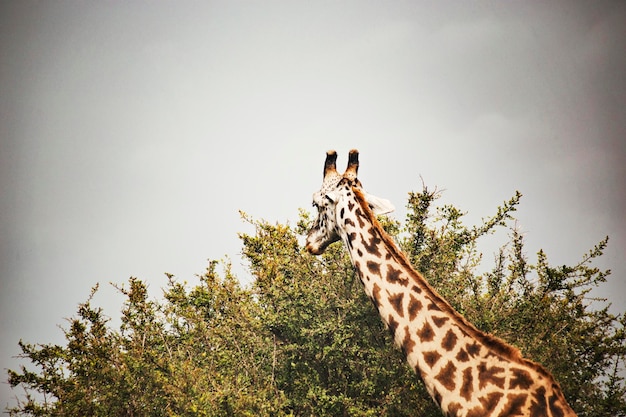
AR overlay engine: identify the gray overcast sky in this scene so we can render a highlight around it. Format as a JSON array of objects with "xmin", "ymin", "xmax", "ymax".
[{"xmin": 1, "ymin": 1, "xmax": 625, "ymax": 407}]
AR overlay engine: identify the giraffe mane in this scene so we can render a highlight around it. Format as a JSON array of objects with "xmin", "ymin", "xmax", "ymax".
[{"xmin": 351, "ymin": 185, "xmax": 566, "ymax": 387}]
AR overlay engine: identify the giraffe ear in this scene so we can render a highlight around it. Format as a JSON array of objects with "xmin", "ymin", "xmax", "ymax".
[{"xmin": 364, "ymin": 192, "xmax": 395, "ymax": 215}]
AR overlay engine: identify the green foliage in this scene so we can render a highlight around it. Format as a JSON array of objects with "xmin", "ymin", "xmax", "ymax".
[
  {"xmin": 8, "ymin": 267, "xmax": 284, "ymax": 416},
  {"xmin": 7, "ymin": 187, "xmax": 626, "ymax": 416}
]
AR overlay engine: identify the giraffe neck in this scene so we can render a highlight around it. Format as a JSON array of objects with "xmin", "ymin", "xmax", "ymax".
[{"xmin": 335, "ymin": 187, "xmax": 577, "ymax": 417}]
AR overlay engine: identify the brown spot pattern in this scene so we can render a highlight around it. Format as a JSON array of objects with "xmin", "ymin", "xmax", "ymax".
[
  {"xmin": 386, "ymin": 264, "xmax": 408, "ymax": 286},
  {"xmin": 456, "ymin": 348, "xmax": 470, "ymax": 362},
  {"xmin": 360, "ymin": 228, "xmax": 381, "ymax": 256},
  {"xmin": 423, "ymin": 351, "xmax": 441, "ymax": 368},
  {"xmin": 417, "ymin": 321, "xmax": 435, "ymax": 342},
  {"xmin": 465, "ymin": 392, "xmax": 505, "ymax": 417},
  {"xmin": 435, "ymin": 361, "xmax": 457, "ymax": 391},
  {"xmin": 466, "ymin": 342, "xmax": 481, "ymax": 357},
  {"xmin": 447, "ymin": 402, "xmax": 462, "ymax": 416},
  {"xmin": 479, "ymin": 392, "xmax": 504, "ymax": 412},
  {"xmin": 354, "ymin": 207, "xmax": 366, "ymax": 228},
  {"xmin": 402, "ymin": 326, "xmax": 415, "ymax": 355},
  {"xmin": 432, "ymin": 316, "xmax": 450, "ymax": 327},
  {"xmin": 529, "ymin": 387, "xmax": 548, "ymax": 417},
  {"xmin": 366, "ymin": 260, "xmax": 380, "ymax": 275},
  {"xmin": 467, "ymin": 407, "xmax": 483, "ymax": 417},
  {"xmin": 371, "ymin": 283, "xmax": 381, "ymax": 309},
  {"xmin": 510, "ymin": 368, "xmax": 534, "ymax": 390},
  {"xmin": 441, "ymin": 329, "xmax": 458, "ymax": 351},
  {"xmin": 388, "ymin": 292, "xmax": 405, "ymax": 317},
  {"xmin": 433, "ymin": 388, "xmax": 442, "ymax": 407},
  {"xmin": 388, "ymin": 315, "xmax": 399, "ymax": 336},
  {"xmin": 427, "ymin": 301, "xmax": 441, "ymax": 311},
  {"xmin": 478, "ymin": 362, "xmax": 506, "ymax": 389},
  {"xmin": 407, "ymin": 294, "xmax": 422, "ymax": 321},
  {"xmin": 549, "ymin": 391, "xmax": 566, "ymax": 417},
  {"xmin": 411, "ymin": 285, "xmax": 422, "ymax": 294},
  {"xmin": 460, "ymin": 367, "xmax": 473, "ymax": 402},
  {"xmin": 499, "ymin": 393, "xmax": 528, "ymax": 416}
]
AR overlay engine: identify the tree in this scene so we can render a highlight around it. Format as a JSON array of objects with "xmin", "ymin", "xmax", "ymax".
[
  {"xmin": 8, "ymin": 186, "xmax": 626, "ymax": 416},
  {"xmin": 8, "ymin": 266, "xmax": 285, "ymax": 416}
]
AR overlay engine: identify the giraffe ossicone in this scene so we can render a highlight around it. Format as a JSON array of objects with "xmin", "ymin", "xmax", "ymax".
[{"xmin": 305, "ymin": 149, "xmax": 577, "ymax": 417}]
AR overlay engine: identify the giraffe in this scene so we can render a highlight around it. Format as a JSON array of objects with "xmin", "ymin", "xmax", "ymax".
[{"xmin": 305, "ymin": 149, "xmax": 577, "ymax": 417}]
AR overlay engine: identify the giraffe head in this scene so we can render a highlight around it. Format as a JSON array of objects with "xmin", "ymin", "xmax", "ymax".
[{"xmin": 305, "ymin": 149, "xmax": 395, "ymax": 255}]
